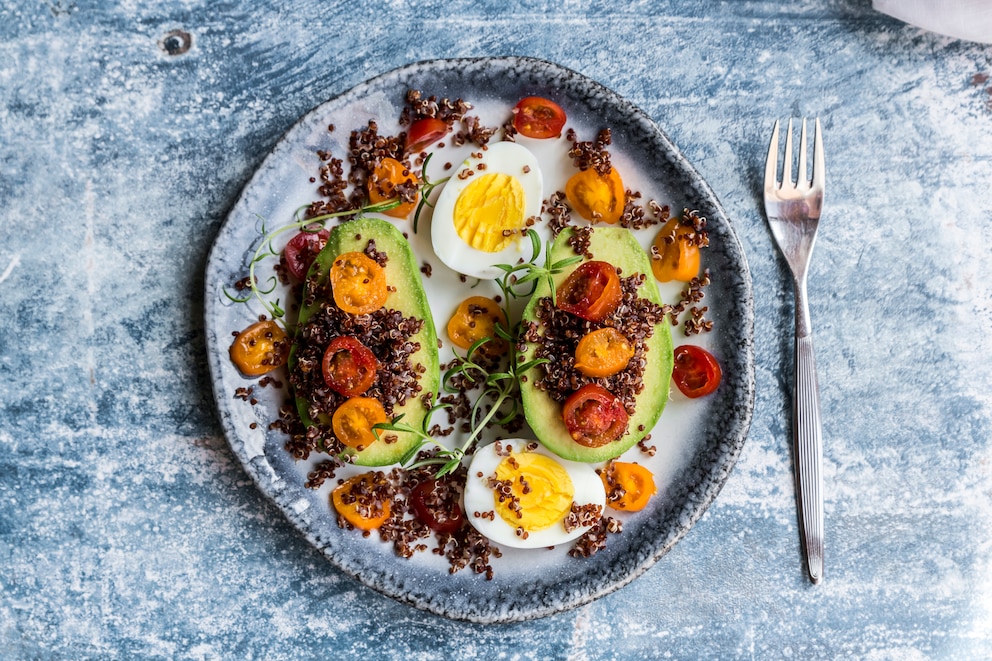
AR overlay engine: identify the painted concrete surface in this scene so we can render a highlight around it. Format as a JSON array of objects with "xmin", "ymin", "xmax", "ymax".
[{"xmin": 2, "ymin": 1, "xmax": 991, "ymax": 658}]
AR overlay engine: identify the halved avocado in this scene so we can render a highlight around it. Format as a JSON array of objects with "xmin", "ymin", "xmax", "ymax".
[
  {"xmin": 292, "ymin": 217, "xmax": 439, "ymax": 466},
  {"xmin": 519, "ymin": 226, "xmax": 673, "ymax": 463}
]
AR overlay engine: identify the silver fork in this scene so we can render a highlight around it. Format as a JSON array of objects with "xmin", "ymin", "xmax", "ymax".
[{"xmin": 764, "ymin": 118, "xmax": 825, "ymax": 584}]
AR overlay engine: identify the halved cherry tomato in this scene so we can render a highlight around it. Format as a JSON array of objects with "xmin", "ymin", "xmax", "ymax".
[
  {"xmin": 409, "ymin": 479, "xmax": 465, "ymax": 534},
  {"xmin": 672, "ymin": 344, "xmax": 722, "ymax": 398},
  {"xmin": 446, "ymin": 296, "xmax": 508, "ymax": 357},
  {"xmin": 367, "ymin": 157, "xmax": 419, "ymax": 219},
  {"xmin": 565, "ymin": 166, "xmax": 625, "ymax": 224},
  {"xmin": 322, "ymin": 336, "xmax": 379, "ymax": 397},
  {"xmin": 651, "ymin": 217, "xmax": 701, "ymax": 283},
  {"xmin": 512, "ymin": 96, "xmax": 567, "ymax": 139},
  {"xmin": 331, "ymin": 473, "xmax": 391, "ymax": 531},
  {"xmin": 557, "ymin": 260, "xmax": 622, "ymax": 322},
  {"xmin": 283, "ymin": 226, "xmax": 329, "ymax": 281},
  {"xmin": 332, "ymin": 397, "xmax": 387, "ymax": 449},
  {"xmin": 229, "ymin": 319, "xmax": 289, "ymax": 377},
  {"xmin": 405, "ymin": 117, "xmax": 449, "ymax": 154},
  {"xmin": 600, "ymin": 461, "xmax": 656, "ymax": 512},
  {"xmin": 562, "ymin": 383, "xmax": 629, "ymax": 448},
  {"xmin": 574, "ymin": 327, "xmax": 635, "ymax": 378},
  {"xmin": 329, "ymin": 251, "xmax": 388, "ymax": 315}
]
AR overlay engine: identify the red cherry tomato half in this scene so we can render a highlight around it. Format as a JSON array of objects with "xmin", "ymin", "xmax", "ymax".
[
  {"xmin": 672, "ymin": 345, "xmax": 722, "ymax": 398},
  {"xmin": 562, "ymin": 384, "xmax": 629, "ymax": 448},
  {"xmin": 283, "ymin": 227, "xmax": 330, "ymax": 281},
  {"xmin": 409, "ymin": 479, "xmax": 465, "ymax": 534},
  {"xmin": 322, "ymin": 336, "xmax": 379, "ymax": 397},
  {"xmin": 405, "ymin": 117, "xmax": 448, "ymax": 155},
  {"xmin": 556, "ymin": 260, "xmax": 623, "ymax": 322},
  {"xmin": 512, "ymin": 96, "xmax": 567, "ymax": 139}
]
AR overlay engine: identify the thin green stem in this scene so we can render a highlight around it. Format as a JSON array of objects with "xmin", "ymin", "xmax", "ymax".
[{"xmin": 412, "ymin": 153, "xmax": 450, "ymax": 234}]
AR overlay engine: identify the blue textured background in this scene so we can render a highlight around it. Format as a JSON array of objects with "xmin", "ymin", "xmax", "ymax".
[{"xmin": 2, "ymin": 1, "xmax": 991, "ymax": 658}]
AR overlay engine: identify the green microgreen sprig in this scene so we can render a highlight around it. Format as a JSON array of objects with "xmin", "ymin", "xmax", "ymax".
[
  {"xmin": 381, "ymin": 229, "xmax": 580, "ymax": 478},
  {"xmin": 384, "ymin": 334, "xmax": 548, "ymax": 478},
  {"xmin": 223, "ymin": 199, "xmax": 401, "ymax": 328},
  {"xmin": 493, "ymin": 229, "xmax": 583, "ymax": 305},
  {"xmin": 372, "ymin": 397, "xmax": 452, "ymax": 465}
]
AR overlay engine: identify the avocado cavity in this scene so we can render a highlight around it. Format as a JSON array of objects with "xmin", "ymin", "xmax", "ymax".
[
  {"xmin": 519, "ymin": 227, "xmax": 674, "ymax": 463},
  {"xmin": 289, "ymin": 217, "xmax": 439, "ymax": 467}
]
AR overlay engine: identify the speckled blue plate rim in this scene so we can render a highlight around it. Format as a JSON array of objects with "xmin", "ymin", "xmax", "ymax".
[{"xmin": 204, "ymin": 56, "xmax": 755, "ymax": 623}]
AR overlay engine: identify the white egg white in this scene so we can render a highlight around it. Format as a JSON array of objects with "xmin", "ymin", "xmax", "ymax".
[
  {"xmin": 430, "ymin": 141, "xmax": 548, "ymax": 280},
  {"xmin": 463, "ymin": 439, "xmax": 606, "ymax": 549}
]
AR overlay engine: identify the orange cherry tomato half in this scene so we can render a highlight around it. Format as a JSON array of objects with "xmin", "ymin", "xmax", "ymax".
[
  {"xmin": 322, "ymin": 336, "xmax": 379, "ymax": 397},
  {"xmin": 672, "ymin": 344, "xmax": 722, "ymax": 398},
  {"xmin": 332, "ymin": 397, "xmax": 387, "ymax": 450},
  {"xmin": 564, "ymin": 166, "xmax": 625, "ymax": 224},
  {"xmin": 367, "ymin": 157, "xmax": 419, "ymax": 219},
  {"xmin": 409, "ymin": 479, "xmax": 465, "ymax": 534},
  {"xmin": 331, "ymin": 473, "xmax": 391, "ymax": 531},
  {"xmin": 600, "ymin": 461, "xmax": 657, "ymax": 512},
  {"xmin": 283, "ymin": 226, "xmax": 329, "ymax": 281},
  {"xmin": 651, "ymin": 217, "xmax": 701, "ymax": 283},
  {"xmin": 405, "ymin": 117, "xmax": 449, "ymax": 154},
  {"xmin": 574, "ymin": 327, "xmax": 635, "ymax": 378},
  {"xmin": 329, "ymin": 251, "xmax": 388, "ymax": 315},
  {"xmin": 512, "ymin": 96, "xmax": 567, "ymax": 139},
  {"xmin": 229, "ymin": 319, "xmax": 289, "ymax": 377},
  {"xmin": 446, "ymin": 296, "xmax": 508, "ymax": 357},
  {"xmin": 562, "ymin": 384, "xmax": 629, "ymax": 448},
  {"xmin": 556, "ymin": 260, "xmax": 622, "ymax": 323}
]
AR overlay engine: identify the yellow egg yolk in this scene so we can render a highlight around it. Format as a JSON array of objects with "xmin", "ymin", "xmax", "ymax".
[
  {"xmin": 493, "ymin": 452, "xmax": 574, "ymax": 532},
  {"xmin": 453, "ymin": 172, "xmax": 526, "ymax": 253}
]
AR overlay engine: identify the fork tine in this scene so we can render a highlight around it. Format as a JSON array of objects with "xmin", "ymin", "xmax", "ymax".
[
  {"xmin": 782, "ymin": 118, "xmax": 794, "ymax": 187},
  {"xmin": 764, "ymin": 119, "xmax": 780, "ymax": 190},
  {"xmin": 812, "ymin": 117, "xmax": 825, "ymax": 190},
  {"xmin": 797, "ymin": 118, "xmax": 808, "ymax": 187}
]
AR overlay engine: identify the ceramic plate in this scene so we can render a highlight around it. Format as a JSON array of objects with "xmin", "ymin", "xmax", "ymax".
[{"xmin": 204, "ymin": 57, "xmax": 755, "ymax": 623}]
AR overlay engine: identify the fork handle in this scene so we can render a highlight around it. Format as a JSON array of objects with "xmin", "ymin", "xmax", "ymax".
[{"xmin": 794, "ymin": 281, "xmax": 824, "ymax": 584}]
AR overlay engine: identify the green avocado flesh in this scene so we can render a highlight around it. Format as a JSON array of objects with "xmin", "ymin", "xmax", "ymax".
[
  {"xmin": 292, "ymin": 217, "xmax": 439, "ymax": 467},
  {"xmin": 519, "ymin": 226, "xmax": 674, "ymax": 463}
]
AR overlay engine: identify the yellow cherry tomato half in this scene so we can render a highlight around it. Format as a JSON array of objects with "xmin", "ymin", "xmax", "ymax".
[
  {"xmin": 600, "ymin": 461, "xmax": 657, "ymax": 512},
  {"xmin": 564, "ymin": 166, "xmax": 625, "ymax": 224},
  {"xmin": 367, "ymin": 157, "xmax": 419, "ymax": 219},
  {"xmin": 331, "ymin": 473, "xmax": 391, "ymax": 531},
  {"xmin": 446, "ymin": 296, "xmax": 508, "ymax": 357},
  {"xmin": 329, "ymin": 251, "xmax": 388, "ymax": 315},
  {"xmin": 229, "ymin": 319, "xmax": 289, "ymax": 377},
  {"xmin": 332, "ymin": 397, "xmax": 387, "ymax": 450},
  {"xmin": 573, "ymin": 327, "xmax": 635, "ymax": 378},
  {"xmin": 651, "ymin": 217, "xmax": 701, "ymax": 283}
]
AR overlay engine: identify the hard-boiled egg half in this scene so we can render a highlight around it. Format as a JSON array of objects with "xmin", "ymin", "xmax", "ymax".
[
  {"xmin": 463, "ymin": 439, "xmax": 605, "ymax": 549},
  {"xmin": 431, "ymin": 142, "xmax": 546, "ymax": 280}
]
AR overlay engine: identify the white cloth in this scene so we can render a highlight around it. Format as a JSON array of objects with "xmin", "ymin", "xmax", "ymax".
[{"xmin": 873, "ymin": 0, "xmax": 992, "ymax": 44}]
